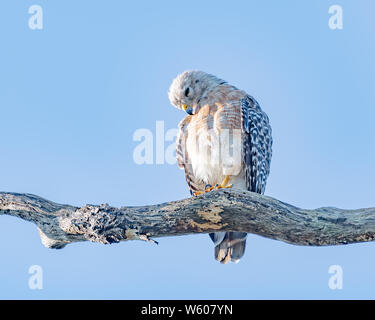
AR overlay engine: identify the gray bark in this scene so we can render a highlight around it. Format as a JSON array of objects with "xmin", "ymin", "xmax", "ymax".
[{"xmin": 0, "ymin": 190, "xmax": 374, "ymax": 249}]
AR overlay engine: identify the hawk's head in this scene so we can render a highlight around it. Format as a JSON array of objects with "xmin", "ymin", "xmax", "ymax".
[{"xmin": 168, "ymin": 70, "xmax": 226, "ymax": 115}]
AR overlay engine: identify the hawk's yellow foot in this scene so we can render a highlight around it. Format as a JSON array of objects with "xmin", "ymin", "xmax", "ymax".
[
  {"xmin": 215, "ymin": 176, "xmax": 233, "ymax": 190},
  {"xmin": 193, "ymin": 184, "xmax": 215, "ymax": 196},
  {"xmin": 204, "ymin": 184, "xmax": 215, "ymax": 192},
  {"xmin": 193, "ymin": 178, "xmax": 233, "ymax": 196}
]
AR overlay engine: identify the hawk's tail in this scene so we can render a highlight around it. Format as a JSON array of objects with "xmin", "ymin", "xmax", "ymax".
[{"xmin": 209, "ymin": 232, "xmax": 247, "ymax": 264}]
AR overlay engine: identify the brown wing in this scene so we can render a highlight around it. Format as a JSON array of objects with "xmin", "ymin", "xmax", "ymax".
[{"xmin": 176, "ymin": 117, "xmax": 205, "ymax": 195}]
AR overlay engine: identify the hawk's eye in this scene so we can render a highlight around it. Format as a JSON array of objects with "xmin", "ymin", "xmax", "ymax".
[{"xmin": 184, "ymin": 87, "xmax": 190, "ymax": 97}]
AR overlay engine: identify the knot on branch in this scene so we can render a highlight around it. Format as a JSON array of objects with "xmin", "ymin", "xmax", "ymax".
[{"xmin": 58, "ymin": 204, "xmax": 128, "ymax": 244}]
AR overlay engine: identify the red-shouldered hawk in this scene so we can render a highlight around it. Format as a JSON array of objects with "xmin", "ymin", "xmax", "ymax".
[{"xmin": 169, "ymin": 70, "xmax": 273, "ymax": 264}]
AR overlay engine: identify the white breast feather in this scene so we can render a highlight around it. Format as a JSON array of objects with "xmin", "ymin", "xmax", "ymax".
[{"xmin": 186, "ymin": 119, "xmax": 246, "ymax": 189}]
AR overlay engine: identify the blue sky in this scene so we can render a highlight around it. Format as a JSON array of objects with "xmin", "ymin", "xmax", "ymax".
[{"xmin": 0, "ymin": 0, "xmax": 375, "ymax": 299}]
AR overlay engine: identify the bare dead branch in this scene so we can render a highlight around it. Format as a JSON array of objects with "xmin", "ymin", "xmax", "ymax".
[{"xmin": 0, "ymin": 190, "xmax": 374, "ymax": 249}]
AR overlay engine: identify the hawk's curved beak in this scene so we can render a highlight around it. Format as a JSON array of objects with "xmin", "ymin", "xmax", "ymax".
[{"xmin": 182, "ymin": 104, "xmax": 194, "ymax": 115}]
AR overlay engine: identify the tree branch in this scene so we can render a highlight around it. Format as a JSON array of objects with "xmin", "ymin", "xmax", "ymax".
[{"xmin": 0, "ymin": 190, "xmax": 374, "ymax": 249}]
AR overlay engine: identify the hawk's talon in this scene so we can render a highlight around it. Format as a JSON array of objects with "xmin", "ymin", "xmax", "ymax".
[{"xmin": 215, "ymin": 183, "xmax": 233, "ymax": 190}]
